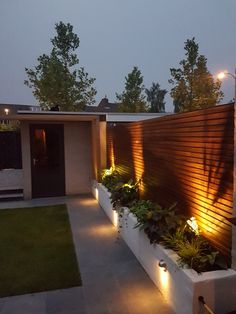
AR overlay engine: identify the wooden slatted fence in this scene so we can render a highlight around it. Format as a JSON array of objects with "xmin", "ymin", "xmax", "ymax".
[{"xmin": 107, "ymin": 104, "xmax": 234, "ymax": 262}]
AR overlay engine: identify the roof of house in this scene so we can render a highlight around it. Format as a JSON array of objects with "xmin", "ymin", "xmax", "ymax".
[
  {"xmin": 0, "ymin": 104, "xmax": 39, "ymax": 115},
  {"xmin": 85, "ymin": 97, "xmax": 119, "ymax": 113}
]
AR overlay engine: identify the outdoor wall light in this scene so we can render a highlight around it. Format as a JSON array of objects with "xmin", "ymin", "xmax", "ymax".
[
  {"xmin": 158, "ymin": 259, "xmax": 167, "ymax": 272},
  {"xmin": 4, "ymin": 108, "xmax": 9, "ymax": 115},
  {"xmin": 186, "ymin": 217, "xmax": 200, "ymax": 235}
]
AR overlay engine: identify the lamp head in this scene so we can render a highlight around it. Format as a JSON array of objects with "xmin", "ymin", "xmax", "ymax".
[{"xmin": 217, "ymin": 71, "xmax": 226, "ymax": 80}]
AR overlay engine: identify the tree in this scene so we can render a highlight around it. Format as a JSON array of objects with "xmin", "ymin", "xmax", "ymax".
[
  {"xmin": 25, "ymin": 22, "xmax": 96, "ymax": 111},
  {"xmin": 116, "ymin": 66, "xmax": 147, "ymax": 112},
  {"xmin": 145, "ymin": 82, "xmax": 167, "ymax": 112},
  {"xmin": 169, "ymin": 38, "xmax": 223, "ymax": 113}
]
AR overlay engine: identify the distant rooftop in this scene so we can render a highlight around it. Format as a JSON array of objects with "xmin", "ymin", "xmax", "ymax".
[
  {"xmin": 0, "ymin": 103, "xmax": 40, "ymax": 115},
  {"xmin": 85, "ymin": 97, "xmax": 119, "ymax": 113}
]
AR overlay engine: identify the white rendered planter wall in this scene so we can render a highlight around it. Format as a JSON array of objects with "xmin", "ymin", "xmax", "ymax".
[{"xmin": 92, "ymin": 181, "xmax": 236, "ymax": 314}]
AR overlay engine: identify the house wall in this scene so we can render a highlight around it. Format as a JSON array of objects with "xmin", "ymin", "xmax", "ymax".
[
  {"xmin": 64, "ymin": 122, "xmax": 92, "ymax": 194},
  {"xmin": 20, "ymin": 121, "xmax": 94, "ymax": 199},
  {"xmin": 21, "ymin": 122, "xmax": 32, "ymax": 199}
]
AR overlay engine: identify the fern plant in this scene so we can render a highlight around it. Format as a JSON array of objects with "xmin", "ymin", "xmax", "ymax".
[
  {"xmin": 161, "ymin": 229, "xmax": 186, "ymax": 251},
  {"xmin": 177, "ymin": 237, "xmax": 219, "ymax": 273}
]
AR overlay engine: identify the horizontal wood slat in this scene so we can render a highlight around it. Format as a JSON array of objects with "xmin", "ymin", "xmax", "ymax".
[{"xmin": 107, "ymin": 104, "xmax": 234, "ymax": 262}]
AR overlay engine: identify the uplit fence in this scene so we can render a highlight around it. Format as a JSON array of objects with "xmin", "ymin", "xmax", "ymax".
[{"xmin": 107, "ymin": 104, "xmax": 234, "ymax": 263}]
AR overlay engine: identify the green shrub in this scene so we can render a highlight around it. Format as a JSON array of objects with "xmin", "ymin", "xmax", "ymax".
[
  {"xmin": 110, "ymin": 179, "xmax": 139, "ymax": 209},
  {"xmin": 177, "ymin": 237, "xmax": 219, "ymax": 273},
  {"xmin": 130, "ymin": 201, "xmax": 184, "ymax": 244},
  {"xmin": 101, "ymin": 167, "xmax": 121, "ymax": 192},
  {"xmin": 161, "ymin": 229, "xmax": 186, "ymax": 251},
  {"xmin": 129, "ymin": 199, "xmax": 156, "ymax": 226}
]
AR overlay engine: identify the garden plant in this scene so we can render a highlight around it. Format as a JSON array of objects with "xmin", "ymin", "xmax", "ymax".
[{"xmin": 101, "ymin": 168, "xmax": 226, "ymax": 273}]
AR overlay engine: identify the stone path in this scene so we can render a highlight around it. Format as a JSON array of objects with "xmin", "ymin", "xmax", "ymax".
[{"xmin": 0, "ymin": 195, "xmax": 174, "ymax": 314}]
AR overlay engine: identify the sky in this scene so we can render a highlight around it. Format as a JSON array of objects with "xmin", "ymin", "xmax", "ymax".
[{"xmin": 0, "ymin": 0, "xmax": 235, "ymax": 112}]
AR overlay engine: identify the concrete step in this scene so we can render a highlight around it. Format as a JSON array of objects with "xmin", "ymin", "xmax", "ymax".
[{"xmin": 0, "ymin": 189, "xmax": 23, "ymax": 202}]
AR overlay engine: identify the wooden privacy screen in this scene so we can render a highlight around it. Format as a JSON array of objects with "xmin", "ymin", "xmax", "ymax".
[{"xmin": 107, "ymin": 104, "xmax": 234, "ymax": 262}]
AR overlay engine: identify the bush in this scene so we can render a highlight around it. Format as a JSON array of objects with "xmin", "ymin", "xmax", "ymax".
[
  {"xmin": 110, "ymin": 179, "xmax": 139, "ymax": 209},
  {"xmin": 130, "ymin": 200, "xmax": 184, "ymax": 244},
  {"xmin": 101, "ymin": 167, "xmax": 121, "ymax": 192}
]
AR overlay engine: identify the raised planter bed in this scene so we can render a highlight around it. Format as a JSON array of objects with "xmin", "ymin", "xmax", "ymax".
[{"xmin": 92, "ymin": 181, "xmax": 236, "ymax": 314}]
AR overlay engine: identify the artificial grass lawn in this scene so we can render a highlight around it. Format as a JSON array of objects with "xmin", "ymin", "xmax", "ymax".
[{"xmin": 0, "ymin": 204, "xmax": 81, "ymax": 297}]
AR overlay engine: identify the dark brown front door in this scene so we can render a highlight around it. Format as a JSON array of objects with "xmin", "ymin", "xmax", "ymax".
[{"xmin": 30, "ymin": 124, "xmax": 65, "ymax": 198}]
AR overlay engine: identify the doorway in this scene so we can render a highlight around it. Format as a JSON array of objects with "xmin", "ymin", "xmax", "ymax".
[{"xmin": 30, "ymin": 124, "xmax": 65, "ymax": 198}]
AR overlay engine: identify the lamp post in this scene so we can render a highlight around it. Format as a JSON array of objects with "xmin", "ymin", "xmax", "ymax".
[{"xmin": 217, "ymin": 69, "xmax": 236, "ymax": 104}]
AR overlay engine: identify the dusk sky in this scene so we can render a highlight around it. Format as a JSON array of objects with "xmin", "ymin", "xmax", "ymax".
[{"xmin": 0, "ymin": 0, "xmax": 235, "ymax": 112}]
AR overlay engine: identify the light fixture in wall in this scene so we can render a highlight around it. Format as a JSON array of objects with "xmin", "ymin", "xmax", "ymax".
[{"xmin": 158, "ymin": 259, "xmax": 167, "ymax": 272}]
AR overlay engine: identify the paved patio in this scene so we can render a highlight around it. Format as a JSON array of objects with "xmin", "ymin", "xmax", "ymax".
[{"xmin": 0, "ymin": 195, "xmax": 174, "ymax": 314}]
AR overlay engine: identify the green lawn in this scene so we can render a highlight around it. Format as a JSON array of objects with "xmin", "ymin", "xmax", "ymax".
[{"xmin": 0, "ymin": 204, "xmax": 81, "ymax": 297}]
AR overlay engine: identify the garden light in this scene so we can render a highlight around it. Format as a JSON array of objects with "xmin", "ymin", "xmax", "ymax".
[
  {"xmin": 158, "ymin": 259, "xmax": 167, "ymax": 272},
  {"xmin": 186, "ymin": 217, "xmax": 199, "ymax": 235},
  {"xmin": 122, "ymin": 183, "xmax": 133, "ymax": 189},
  {"xmin": 102, "ymin": 167, "xmax": 113, "ymax": 179}
]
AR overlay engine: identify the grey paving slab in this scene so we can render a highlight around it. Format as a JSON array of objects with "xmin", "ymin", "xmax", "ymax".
[
  {"xmin": 0, "ymin": 293, "xmax": 46, "ymax": 314},
  {"xmin": 0, "ymin": 195, "xmax": 175, "ymax": 314}
]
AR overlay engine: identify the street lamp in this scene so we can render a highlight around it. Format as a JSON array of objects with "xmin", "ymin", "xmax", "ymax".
[{"xmin": 217, "ymin": 69, "xmax": 236, "ymax": 104}]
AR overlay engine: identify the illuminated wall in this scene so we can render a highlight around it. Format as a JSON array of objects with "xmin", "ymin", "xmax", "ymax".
[{"xmin": 107, "ymin": 104, "xmax": 234, "ymax": 262}]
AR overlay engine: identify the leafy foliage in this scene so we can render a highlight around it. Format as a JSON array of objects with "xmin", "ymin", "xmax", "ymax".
[
  {"xmin": 100, "ymin": 172, "xmax": 225, "ymax": 273},
  {"xmin": 0, "ymin": 123, "xmax": 20, "ymax": 131},
  {"xmin": 177, "ymin": 237, "xmax": 219, "ymax": 273},
  {"xmin": 161, "ymin": 229, "xmax": 221, "ymax": 273},
  {"xmin": 130, "ymin": 200, "xmax": 184, "ymax": 244},
  {"xmin": 161, "ymin": 229, "xmax": 186, "ymax": 251},
  {"xmin": 129, "ymin": 199, "xmax": 157, "ymax": 226},
  {"xmin": 145, "ymin": 82, "xmax": 167, "ymax": 112},
  {"xmin": 101, "ymin": 168, "xmax": 121, "ymax": 192},
  {"xmin": 169, "ymin": 37, "xmax": 223, "ymax": 112},
  {"xmin": 25, "ymin": 22, "xmax": 96, "ymax": 111},
  {"xmin": 110, "ymin": 180, "xmax": 140, "ymax": 209},
  {"xmin": 116, "ymin": 66, "xmax": 147, "ymax": 112}
]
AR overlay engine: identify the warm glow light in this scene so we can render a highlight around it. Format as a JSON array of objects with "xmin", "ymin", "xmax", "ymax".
[
  {"xmin": 110, "ymin": 140, "xmax": 115, "ymax": 168},
  {"xmin": 186, "ymin": 217, "xmax": 200, "ymax": 235},
  {"xmin": 217, "ymin": 71, "xmax": 226, "ymax": 80},
  {"xmin": 4, "ymin": 108, "xmax": 9, "ymax": 115},
  {"xmin": 157, "ymin": 262, "xmax": 169, "ymax": 290},
  {"xmin": 122, "ymin": 183, "xmax": 133, "ymax": 189},
  {"xmin": 87, "ymin": 224, "xmax": 114, "ymax": 238},
  {"xmin": 131, "ymin": 125, "xmax": 145, "ymax": 196},
  {"xmin": 102, "ymin": 167, "xmax": 113, "ymax": 179},
  {"xmin": 94, "ymin": 187, "xmax": 99, "ymax": 201},
  {"xmin": 79, "ymin": 198, "xmax": 97, "ymax": 206},
  {"xmin": 113, "ymin": 210, "xmax": 118, "ymax": 227}
]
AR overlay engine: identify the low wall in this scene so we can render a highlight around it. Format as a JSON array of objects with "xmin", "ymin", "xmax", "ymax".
[{"xmin": 0, "ymin": 169, "xmax": 23, "ymax": 190}]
